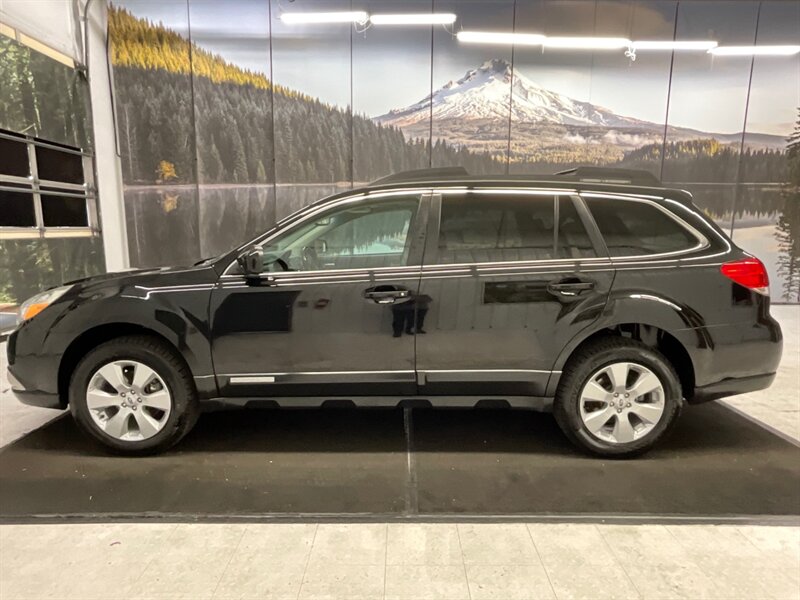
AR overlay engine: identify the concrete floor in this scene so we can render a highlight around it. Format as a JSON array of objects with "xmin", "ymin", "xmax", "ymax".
[
  {"xmin": 1, "ymin": 306, "xmax": 798, "ymax": 599},
  {"xmin": 1, "ymin": 522, "xmax": 798, "ymax": 599}
]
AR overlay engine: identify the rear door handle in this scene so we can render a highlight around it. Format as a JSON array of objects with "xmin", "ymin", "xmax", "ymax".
[
  {"xmin": 547, "ymin": 279, "xmax": 595, "ymax": 297},
  {"xmin": 363, "ymin": 287, "xmax": 410, "ymax": 304}
]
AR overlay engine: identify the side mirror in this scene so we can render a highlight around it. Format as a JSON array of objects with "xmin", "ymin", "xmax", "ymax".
[{"xmin": 237, "ymin": 247, "xmax": 263, "ymax": 278}]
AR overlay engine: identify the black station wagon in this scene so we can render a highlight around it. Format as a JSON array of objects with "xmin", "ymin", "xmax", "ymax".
[{"xmin": 7, "ymin": 167, "xmax": 782, "ymax": 457}]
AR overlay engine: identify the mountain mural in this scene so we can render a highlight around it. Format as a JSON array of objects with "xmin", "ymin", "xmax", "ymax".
[
  {"xmin": 379, "ymin": 59, "xmax": 652, "ymax": 128},
  {"xmin": 109, "ymin": 3, "xmax": 788, "ymax": 182},
  {"xmin": 377, "ymin": 59, "xmax": 785, "ymax": 164}
]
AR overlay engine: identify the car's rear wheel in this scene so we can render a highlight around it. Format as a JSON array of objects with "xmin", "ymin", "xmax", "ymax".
[
  {"xmin": 69, "ymin": 335, "xmax": 199, "ymax": 455},
  {"xmin": 554, "ymin": 337, "xmax": 682, "ymax": 458}
]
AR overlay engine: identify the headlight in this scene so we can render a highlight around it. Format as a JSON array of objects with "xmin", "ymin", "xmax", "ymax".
[{"xmin": 18, "ymin": 285, "xmax": 72, "ymax": 323}]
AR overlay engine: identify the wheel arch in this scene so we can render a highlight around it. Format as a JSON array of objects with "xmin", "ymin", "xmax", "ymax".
[
  {"xmin": 549, "ymin": 322, "xmax": 696, "ymax": 400},
  {"xmin": 57, "ymin": 323, "xmax": 194, "ymax": 408}
]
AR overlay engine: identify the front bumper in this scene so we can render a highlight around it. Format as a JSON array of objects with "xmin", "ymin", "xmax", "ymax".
[
  {"xmin": 7, "ymin": 367, "xmax": 63, "ymax": 410},
  {"xmin": 689, "ymin": 372, "xmax": 777, "ymax": 404}
]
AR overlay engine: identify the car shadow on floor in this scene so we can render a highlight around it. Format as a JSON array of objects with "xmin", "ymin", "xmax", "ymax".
[{"xmin": 3, "ymin": 402, "xmax": 792, "ymax": 458}]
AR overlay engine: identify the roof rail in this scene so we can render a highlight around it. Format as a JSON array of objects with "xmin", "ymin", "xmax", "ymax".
[
  {"xmin": 554, "ymin": 167, "xmax": 661, "ymax": 186},
  {"xmin": 370, "ymin": 166, "xmax": 470, "ymax": 185}
]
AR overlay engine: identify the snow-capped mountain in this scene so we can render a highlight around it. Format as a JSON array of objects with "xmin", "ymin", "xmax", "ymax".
[
  {"xmin": 376, "ymin": 59, "xmax": 652, "ymax": 129},
  {"xmin": 374, "ymin": 58, "xmax": 784, "ymax": 161}
]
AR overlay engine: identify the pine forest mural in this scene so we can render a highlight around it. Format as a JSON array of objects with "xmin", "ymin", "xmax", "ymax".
[{"xmin": 108, "ymin": 1, "xmax": 799, "ymax": 301}]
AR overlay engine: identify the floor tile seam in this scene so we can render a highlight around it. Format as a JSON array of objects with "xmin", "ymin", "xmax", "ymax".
[
  {"xmin": 210, "ymin": 525, "xmax": 248, "ymax": 598},
  {"xmin": 454, "ymin": 524, "xmax": 472, "ymax": 600},
  {"xmin": 295, "ymin": 523, "xmax": 319, "ymax": 600},
  {"xmin": 524, "ymin": 523, "xmax": 558, "ymax": 600},
  {"xmin": 594, "ymin": 523, "xmax": 645, "ymax": 599}
]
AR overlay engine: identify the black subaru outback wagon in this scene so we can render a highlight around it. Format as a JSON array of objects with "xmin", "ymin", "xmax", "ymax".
[{"xmin": 7, "ymin": 167, "xmax": 782, "ymax": 457}]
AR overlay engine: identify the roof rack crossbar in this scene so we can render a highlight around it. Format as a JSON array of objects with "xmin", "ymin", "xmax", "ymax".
[
  {"xmin": 370, "ymin": 167, "xmax": 469, "ymax": 186},
  {"xmin": 554, "ymin": 167, "xmax": 661, "ymax": 186}
]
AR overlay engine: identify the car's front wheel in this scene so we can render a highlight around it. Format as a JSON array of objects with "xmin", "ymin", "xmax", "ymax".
[
  {"xmin": 554, "ymin": 337, "xmax": 683, "ymax": 458},
  {"xmin": 69, "ymin": 335, "xmax": 199, "ymax": 454}
]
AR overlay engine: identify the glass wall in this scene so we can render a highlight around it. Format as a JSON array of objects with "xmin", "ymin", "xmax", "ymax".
[
  {"xmin": 731, "ymin": 1, "xmax": 800, "ymax": 302},
  {"xmin": 354, "ymin": 0, "xmax": 433, "ymax": 182},
  {"xmin": 271, "ymin": 0, "xmax": 352, "ymax": 220},
  {"xmin": 111, "ymin": 0, "xmax": 200, "ymax": 267},
  {"xmin": 189, "ymin": 0, "xmax": 277, "ymax": 257},
  {"xmin": 661, "ymin": 1, "xmax": 758, "ymax": 235},
  {"xmin": 431, "ymin": 0, "xmax": 513, "ymax": 174},
  {"xmin": 109, "ymin": 0, "xmax": 799, "ymax": 301}
]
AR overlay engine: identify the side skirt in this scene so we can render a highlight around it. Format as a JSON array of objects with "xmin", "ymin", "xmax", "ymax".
[{"xmin": 199, "ymin": 395, "xmax": 554, "ymax": 412}]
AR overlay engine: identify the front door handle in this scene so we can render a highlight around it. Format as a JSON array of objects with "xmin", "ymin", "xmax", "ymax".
[
  {"xmin": 363, "ymin": 286, "xmax": 410, "ymax": 304},
  {"xmin": 547, "ymin": 278, "xmax": 595, "ymax": 297}
]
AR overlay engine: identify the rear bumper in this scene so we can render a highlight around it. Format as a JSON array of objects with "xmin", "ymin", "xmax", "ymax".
[
  {"xmin": 689, "ymin": 372, "xmax": 776, "ymax": 404},
  {"xmin": 674, "ymin": 313, "xmax": 782, "ymax": 403}
]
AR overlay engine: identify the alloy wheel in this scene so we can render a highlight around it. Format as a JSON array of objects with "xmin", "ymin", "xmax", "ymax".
[
  {"xmin": 578, "ymin": 361, "xmax": 665, "ymax": 444},
  {"xmin": 85, "ymin": 360, "xmax": 172, "ymax": 441}
]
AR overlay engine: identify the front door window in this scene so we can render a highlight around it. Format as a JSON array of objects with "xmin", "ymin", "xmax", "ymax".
[{"xmin": 260, "ymin": 198, "xmax": 419, "ymax": 272}]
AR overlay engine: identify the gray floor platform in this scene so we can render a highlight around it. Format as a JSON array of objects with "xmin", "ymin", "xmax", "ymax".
[{"xmin": 0, "ymin": 402, "xmax": 797, "ymax": 520}]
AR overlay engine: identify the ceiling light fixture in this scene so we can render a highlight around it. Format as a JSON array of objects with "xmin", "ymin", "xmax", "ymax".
[
  {"xmin": 631, "ymin": 40, "xmax": 718, "ymax": 51},
  {"xmin": 370, "ymin": 13, "xmax": 457, "ymax": 25},
  {"xmin": 709, "ymin": 45, "xmax": 800, "ymax": 56},
  {"xmin": 280, "ymin": 11, "xmax": 369, "ymax": 25},
  {"xmin": 456, "ymin": 31, "xmax": 545, "ymax": 45},
  {"xmin": 543, "ymin": 37, "xmax": 631, "ymax": 50}
]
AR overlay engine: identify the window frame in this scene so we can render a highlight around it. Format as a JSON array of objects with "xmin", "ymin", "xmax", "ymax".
[
  {"xmin": 579, "ymin": 192, "xmax": 710, "ymax": 260},
  {"xmin": 0, "ymin": 130, "xmax": 97, "ymax": 239},
  {"xmin": 424, "ymin": 188, "xmax": 606, "ymax": 268},
  {"xmin": 222, "ymin": 190, "xmax": 430, "ymax": 278}
]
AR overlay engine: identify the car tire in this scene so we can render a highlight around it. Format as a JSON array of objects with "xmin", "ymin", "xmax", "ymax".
[
  {"xmin": 69, "ymin": 335, "xmax": 199, "ymax": 455},
  {"xmin": 553, "ymin": 336, "xmax": 683, "ymax": 458}
]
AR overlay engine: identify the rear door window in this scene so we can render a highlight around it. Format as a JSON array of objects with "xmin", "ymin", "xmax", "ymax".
[
  {"xmin": 436, "ymin": 193, "xmax": 597, "ymax": 264},
  {"xmin": 436, "ymin": 194, "xmax": 556, "ymax": 264},
  {"xmin": 585, "ymin": 197, "xmax": 700, "ymax": 257}
]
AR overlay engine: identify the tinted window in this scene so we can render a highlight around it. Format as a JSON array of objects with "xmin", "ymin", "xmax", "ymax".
[
  {"xmin": 0, "ymin": 190, "xmax": 36, "ymax": 227},
  {"xmin": 41, "ymin": 194, "xmax": 89, "ymax": 227},
  {"xmin": 36, "ymin": 146, "xmax": 84, "ymax": 184},
  {"xmin": 557, "ymin": 197, "xmax": 596, "ymax": 258},
  {"xmin": 0, "ymin": 136, "xmax": 30, "ymax": 178},
  {"xmin": 438, "ymin": 195, "xmax": 556, "ymax": 264},
  {"xmin": 586, "ymin": 197, "xmax": 698, "ymax": 257},
  {"xmin": 261, "ymin": 197, "xmax": 419, "ymax": 271}
]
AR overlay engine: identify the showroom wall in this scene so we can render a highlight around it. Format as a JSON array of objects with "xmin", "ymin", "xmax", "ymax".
[{"xmin": 110, "ymin": 0, "xmax": 799, "ymax": 301}]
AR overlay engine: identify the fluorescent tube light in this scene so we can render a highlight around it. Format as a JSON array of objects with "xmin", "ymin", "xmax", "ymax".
[
  {"xmin": 280, "ymin": 11, "xmax": 368, "ymax": 25},
  {"xmin": 709, "ymin": 45, "xmax": 800, "ymax": 56},
  {"xmin": 456, "ymin": 31, "xmax": 545, "ymax": 45},
  {"xmin": 631, "ymin": 40, "xmax": 718, "ymax": 51},
  {"xmin": 370, "ymin": 13, "xmax": 456, "ymax": 25},
  {"xmin": 543, "ymin": 37, "xmax": 631, "ymax": 50}
]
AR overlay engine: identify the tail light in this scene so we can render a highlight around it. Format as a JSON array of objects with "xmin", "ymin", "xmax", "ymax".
[{"xmin": 720, "ymin": 257, "xmax": 769, "ymax": 295}]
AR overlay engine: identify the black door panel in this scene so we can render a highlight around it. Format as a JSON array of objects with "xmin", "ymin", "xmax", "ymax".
[
  {"xmin": 415, "ymin": 192, "xmax": 613, "ymax": 396},
  {"xmin": 212, "ymin": 270, "xmax": 422, "ymax": 397},
  {"xmin": 210, "ymin": 193, "xmax": 428, "ymax": 398},
  {"xmin": 415, "ymin": 265, "xmax": 613, "ymax": 395}
]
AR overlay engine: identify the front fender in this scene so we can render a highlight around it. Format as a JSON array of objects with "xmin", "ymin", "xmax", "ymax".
[{"xmin": 33, "ymin": 278, "xmax": 216, "ymax": 397}]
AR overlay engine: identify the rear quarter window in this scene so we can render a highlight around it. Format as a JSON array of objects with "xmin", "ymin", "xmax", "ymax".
[{"xmin": 585, "ymin": 197, "xmax": 700, "ymax": 257}]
